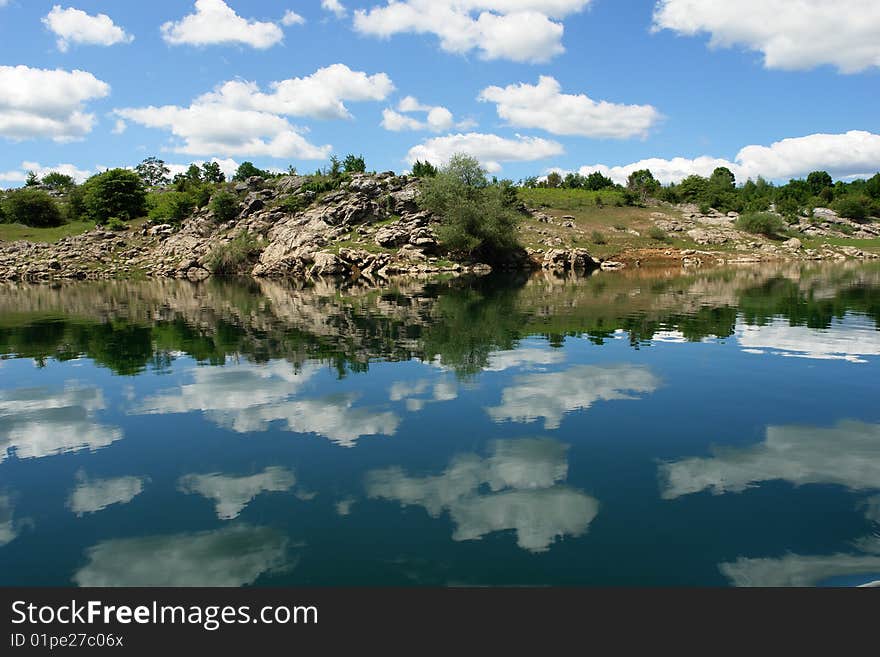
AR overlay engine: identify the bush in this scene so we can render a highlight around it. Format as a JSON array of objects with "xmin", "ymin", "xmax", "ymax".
[
  {"xmin": 832, "ymin": 196, "xmax": 869, "ymax": 221},
  {"xmin": 736, "ymin": 212, "xmax": 786, "ymax": 235},
  {"xmin": 590, "ymin": 230, "xmax": 607, "ymax": 245},
  {"xmin": 206, "ymin": 232, "xmax": 260, "ymax": 275},
  {"xmin": 81, "ymin": 169, "xmax": 147, "ymax": 224},
  {"xmin": 343, "ymin": 154, "xmax": 366, "ymax": 173},
  {"xmin": 278, "ymin": 195, "xmax": 309, "ymax": 214},
  {"xmin": 148, "ymin": 192, "xmax": 195, "ymax": 224},
  {"xmin": 210, "ymin": 190, "xmax": 240, "ymax": 223},
  {"xmin": 106, "ymin": 217, "xmax": 127, "ymax": 232},
  {"xmin": 419, "ymin": 154, "xmax": 520, "ymax": 258},
  {"xmin": 648, "ymin": 227, "xmax": 668, "ymax": 241},
  {"xmin": 2, "ymin": 188, "xmax": 64, "ymax": 227}
]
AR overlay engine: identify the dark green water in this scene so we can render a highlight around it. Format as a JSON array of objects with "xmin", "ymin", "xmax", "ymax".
[{"xmin": 1, "ymin": 263, "xmax": 879, "ymax": 587}]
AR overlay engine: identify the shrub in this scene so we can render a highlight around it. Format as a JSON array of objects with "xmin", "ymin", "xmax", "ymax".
[
  {"xmin": 41, "ymin": 172, "xmax": 76, "ymax": 191},
  {"xmin": 648, "ymin": 227, "xmax": 668, "ymax": 241},
  {"xmin": 839, "ymin": 224, "xmax": 855, "ymax": 236},
  {"xmin": 411, "ymin": 160, "xmax": 438, "ymax": 177},
  {"xmin": 278, "ymin": 195, "xmax": 308, "ymax": 214},
  {"xmin": 613, "ymin": 223, "xmax": 626, "ymax": 231},
  {"xmin": 148, "ymin": 192, "xmax": 195, "ymax": 224},
  {"xmin": 106, "ymin": 217, "xmax": 127, "ymax": 232},
  {"xmin": 2, "ymin": 188, "xmax": 64, "ymax": 227},
  {"xmin": 832, "ymin": 196, "xmax": 869, "ymax": 222},
  {"xmin": 419, "ymin": 154, "xmax": 520, "ymax": 258},
  {"xmin": 343, "ymin": 154, "xmax": 366, "ymax": 173},
  {"xmin": 206, "ymin": 232, "xmax": 260, "ymax": 275},
  {"xmin": 210, "ymin": 189, "xmax": 240, "ymax": 223},
  {"xmin": 81, "ymin": 169, "xmax": 147, "ymax": 224},
  {"xmin": 590, "ymin": 230, "xmax": 607, "ymax": 245},
  {"xmin": 736, "ymin": 212, "xmax": 786, "ymax": 235}
]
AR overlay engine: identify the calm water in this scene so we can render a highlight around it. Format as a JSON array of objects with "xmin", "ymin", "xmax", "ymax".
[{"xmin": 1, "ymin": 264, "xmax": 879, "ymax": 587}]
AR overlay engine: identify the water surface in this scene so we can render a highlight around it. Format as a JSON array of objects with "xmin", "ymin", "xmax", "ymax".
[{"xmin": 1, "ymin": 264, "xmax": 879, "ymax": 586}]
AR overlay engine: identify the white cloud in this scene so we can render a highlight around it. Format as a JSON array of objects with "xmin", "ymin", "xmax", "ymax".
[
  {"xmin": 574, "ymin": 130, "xmax": 880, "ymax": 184},
  {"xmin": 737, "ymin": 316, "xmax": 880, "ymax": 363},
  {"xmin": 381, "ymin": 95, "xmax": 463, "ymax": 133},
  {"xmin": 354, "ymin": 1, "xmax": 592, "ymax": 63},
  {"xmin": 67, "ymin": 473, "xmax": 146, "ymax": 516},
  {"xmin": 487, "ymin": 364, "xmax": 660, "ymax": 430},
  {"xmin": 0, "ymin": 65, "xmax": 109, "ymax": 142},
  {"xmin": 111, "ymin": 119, "xmax": 126, "ymax": 135},
  {"xmin": 42, "ymin": 5, "xmax": 133, "ymax": 53},
  {"xmin": 406, "ymin": 132, "xmax": 563, "ymax": 172},
  {"xmin": 484, "ymin": 346, "xmax": 565, "ymax": 372},
  {"xmin": 179, "ymin": 467, "xmax": 296, "ymax": 520},
  {"xmin": 116, "ymin": 64, "xmax": 391, "ymax": 159},
  {"xmin": 0, "ymin": 494, "xmax": 20, "ymax": 547},
  {"xmin": 281, "ymin": 10, "xmax": 305, "ymax": 26},
  {"xmin": 0, "ymin": 161, "xmax": 94, "ymax": 187},
  {"xmin": 366, "ymin": 438, "xmax": 599, "ymax": 552},
  {"xmin": 653, "ymin": 0, "xmax": 880, "ymax": 73},
  {"xmin": 660, "ymin": 420, "xmax": 880, "ymax": 500},
  {"xmin": 720, "ymin": 550, "xmax": 880, "ymax": 587},
  {"xmin": 1, "ymin": 386, "xmax": 123, "ymax": 462},
  {"xmin": 479, "ymin": 76, "xmax": 660, "ymax": 139},
  {"xmin": 322, "ymin": 0, "xmax": 347, "ymax": 18},
  {"xmin": 161, "ymin": 0, "xmax": 284, "ymax": 48},
  {"xmin": 74, "ymin": 525, "xmax": 293, "ymax": 586}
]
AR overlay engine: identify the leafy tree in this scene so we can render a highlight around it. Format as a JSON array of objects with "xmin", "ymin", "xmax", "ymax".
[
  {"xmin": 544, "ymin": 171, "xmax": 563, "ymax": 188},
  {"xmin": 40, "ymin": 172, "xmax": 76, "ymax": 191},
  {"xmin": 411, "ymin": 160, "xmax": 438, "ymax": 177},
  {"xmin": 135, "ymin": 157, "xmax": 171, "ymax": 187},
  {"xmin": 419, "ymin": 154, "xmax": 520, "ymax": 259},
  {"xmin": 736, "ymin": 212, "xmax": 785, "ymax": 235},
  {"xmin": 201, "ymin": 161, "xmax": 226, "ymax": 184},
  {"xmin": 832, "ymin": 196, "xmax": 869, "ymax": 221},
  {"xmin": 585, "ymin": 171, "xmax": 614, "ymax": 191},
  {"xmin": 342, "ymin": 154, "xmax": 366, "ymax": 173},
  {"xmin": 328, "ymin": 155, "xmax": 343, "ymax": 178},
  {"xmin": 709, "ymin": 167, "xmax": 735, "ymax": 191},
  {"xmin": 678, "ymin": 175, "xmax": 709, "ymax": 202},
  {"xmin": 81, "ymin": 169, "xmax": 147, "ymax": 224},
  {"xmin": 626, "ymin": 169, "xmax": 659, "ymax": 202},
  {"xmin": 24, "ymin": 171, "xmax": 39, "ymax": 187},
  {"xmin": 807, "ymin": 170, "xmax": 833, "ymax": 195},
  {"xmin": 232, "ymin": 161, "xmax": 270, "ymax": 181},
  {"xmin": 865, "ymin": 173, "xmax": 880, "ymax": 199},
  {"xmin": 210, "ymin": 189, "xmax": 240, "ymax": 223},
  {"xmin": 148, "ymin": 191, "xmax": 195, "ymax": 224},
  {"xmin": 2, "ymin": 188, "xmax": 64, "ymax": 227}
]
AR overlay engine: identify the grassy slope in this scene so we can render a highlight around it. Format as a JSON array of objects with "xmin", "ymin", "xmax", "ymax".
[{"xmin": 0, "ymin": 220, "xmax": 95, "ymax": 243}]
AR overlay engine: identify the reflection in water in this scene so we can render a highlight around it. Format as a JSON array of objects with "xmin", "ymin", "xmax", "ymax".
[
  {"xmin": 660, "ymin": 420, "xmax": 880, "ymax": 499},
  {"xmin": 366, "ymin": 438, "xmax": 599, "ymax": 552},
  {"xmin": 0, "ymin": 386, "xmax": 123, "ymax": 462},
  {"xmin": 178, "ymin": 467, "xmax": 296, "ymax": 520},
  {"xmin": 487, "ymin": 365, "xmax": 660, "ymax": 429},
  {"xmin": 737, "ymin": 317, "xmax": 880, "ymax": 363},
  {"xmin": 67, "ymin": 472, "xmax": 147, "ymax": 516},
  {"xmin": 483, "ymin": 347, "xmax": 566, "ymax": 372},
  {"xmin": 0, "ymin": 494, "xmax": 19, "ymax": 547},
  {"xmin": 720, "ymin": 549, "xmax": 880, "ymax": 587},
  {"xmin": 73, "ymin": 525, "xmax": 293, "ymax": 587}
]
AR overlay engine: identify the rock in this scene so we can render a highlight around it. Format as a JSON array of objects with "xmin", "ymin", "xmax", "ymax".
[
  {"xmin": 310, "ymin": 252, "xmax": 346, "ymax": 276},
  {"xmin": 600, "ymin": 261, "xmax": 625, "ymax": 271},
  {"xmin": 782, "ymin": 238, "xmax": 802, "ymax": 250}
]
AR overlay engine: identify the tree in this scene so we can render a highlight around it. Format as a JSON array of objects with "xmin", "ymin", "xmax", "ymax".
[
  {"xmin": 232, "ymin": 161, "xmax": 269, "ymax": 181},
  {"xmin": 81, "ymin": 169, "xmax": 147, "ymax": 224},
  {"xmin": 544, "ymin": 171, "xmax": 563, "ymax": 188},
  {"xmin": 678, "ymin": 175, "xmax": 709, "ymax": 202},
  {"xmin": 411, "ymin": 160, "xmax": 438, "ymax": 177},
  {"xmin": 626, "ymin": 169, "xmax": 659, "ymax": 202},
  {"xmin": 418, "ymin": 154, "xmax": 520, "ymax": 259},
  {"xmin": 806, "ymin": 171, "xmax": 833, "ymax": 195},
  {"xmin": 24, "ymin": 171, "xmax": 40, "ymax": 187},
  {"xmin": 41, "ymin": 172, "xmax": 76, "ymax": 191},
  {"xmin": 709, "ymin": 167, "xmax": 736, "ymax": 191},
  {"xmin": 342, "ymin": 154, "xmax": 366, "ymax": 173},
  {"xmin": 135, "ymin": 157, "xmax": 171, "ymax": 187},
  {"xmin": 585, "ymin": 171, "xmax": 614, "ymax": 190},
  {"xmin": 201, "ymin": 161, "xmax": 225, "ymax": 184},
  {"xmin": 863, "ymin": 173, "xmax": 880, "ymax": 199},
  {"xmin": 2, "ymin": 188, "xmax": 64, "ymax": 227},
  {"xmin": 563, "ymin": 173, "xmax": 585, "ymax": 189},
  {"xmin": 328, "ymin": 155, "xmax": 342, "ymax": 178}
]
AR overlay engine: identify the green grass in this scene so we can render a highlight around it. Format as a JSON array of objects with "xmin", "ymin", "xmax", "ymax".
[
  {"xmin": 0, "ymin": 220, "xmax": 95, "ymax": 243},
  {"xmin": 518, "ymin": 187, "xmax": 627, "ymax": 211}
]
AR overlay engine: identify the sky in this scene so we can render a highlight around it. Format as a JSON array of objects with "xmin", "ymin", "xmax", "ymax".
[{"xmin": 0, "ymin": 0, "xmax": 878, "ymax": 187}]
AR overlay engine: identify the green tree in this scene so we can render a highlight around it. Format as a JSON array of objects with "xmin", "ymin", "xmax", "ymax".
[
  {"xmin": 544, "ymin": 171, "xmax": 563, "ymax": 188},
  {"xmin": 419, "ymin": 154, "xmax": 520, "ymax": 259},
  {"xmin": 411, "ymin": 160, "xmax": 438, "ymax": 177},
  {"xmin": 81, "ymin": 169, "xmax": 147, "ymax": 224},
  {"xmin": 626, "ymin": 169, "xmax": 659, "ymax": 202},
  {"xmin": 232, "ymin": 161, "xmax": 269, "ymax": 181},
  {"xmin": 585, "ymin": 171, "xmax": 614, "ymax": 190},
  {"xmin": 24, "ymin": 171, "xmax": 40, "ymax": 187},
  {"xmin": 678, "ymin": 175, "xmax": 709, "ymax": 202},
  {"xmin": 864, "ymin": 173, "xmax": 880, "ymax": 199},
  {"xmin": 806, "ymin": 171, "xmax": 833, "ymax": 196},
  {"xmin": 201, "ymin": 161, "xmax": 226, "ymax": 184},
  {"xmin": 2, "ymin": 188, "xmax": 64, "ymax": 227},
  {"xmin": 210, "ymin": 189, "xmax": 240, "ymax": 223},
  {"xmin": 40, "ymin": 172, "xmax": 76, "ymax": 191},
  {"xmin": 342, "ymin": 154, "xmax": 366, "ymax": 173},
  {"xmin": 709, "ymin": 167, "xmax": 736, "ymax": 191},
  {"xmin": 135, "ymin": 157, "xmax": 171, "ymax": 187}
]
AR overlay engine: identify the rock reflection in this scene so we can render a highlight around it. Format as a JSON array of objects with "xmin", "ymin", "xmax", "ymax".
[{"xmin": 366, "ymin": 438, "xmax": 598, "ymax": 552}]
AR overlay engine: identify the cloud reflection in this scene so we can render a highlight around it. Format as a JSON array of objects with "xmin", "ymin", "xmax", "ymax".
[
  {"xmin": 737, "ymin": 317, "xmax": 880, "ymax": 363},
  {"xmin": 67, "ymin": 472, "xmax": 147, "ymax": 516},
  {"xmin": 179, "ymin": 467, "xmax": 296, "ymax": 520}
]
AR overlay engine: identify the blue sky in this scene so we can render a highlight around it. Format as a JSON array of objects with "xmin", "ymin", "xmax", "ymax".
[{"xmin": 1, "ymin": 0, "xmax": 878, "ymax": 186}]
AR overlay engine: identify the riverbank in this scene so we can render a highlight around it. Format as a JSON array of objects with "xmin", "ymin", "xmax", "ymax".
[{"xmin": 1, "ymin": 173, "xmax": 878, "ymax": 282}]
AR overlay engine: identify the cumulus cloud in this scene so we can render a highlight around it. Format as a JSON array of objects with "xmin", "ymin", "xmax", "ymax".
[
  {"xmin": 381, "ymin": 96, "xmax": 461, "ymax": 133},
  {"xmin": 134, "ymin": 360, "xmax": 397, "ymax": 447},
  {"xmin": 737, "ymin": 316, "xmax": 880, "ymax": 363},
  {"xmin": 574, "ymin": 131, "xmax": 880, "ymax": 184},
  {"xmin": 354, "ymin": 1, "xmax": 592, "ymax": 63},
  {"xmin": 479, "ymin": 76, "xmax": 660, "ymax": 139},
  {"xmin": 322, "ymin": 0, "xmax": 347, "ymax": 18},
  {"xmin": 1, "ymin": 386, "xmax": 123, "ymax": 462},
  {"xmin": 179, "ymin": 467, "xmax": 296, "ymax": 520},
  {"xmin": 660, "ymin": 420, "xmax": 880, "ymax": 500},
  {"xmin": 0, "ymin": 65, "xmax": 109, "ymax": 142},
  {"xmin": 406, "ymin": 132, "xmax": 563, "ymax": 172},
  {"xmin": 487, "ymin": 364, "xmax": 660, "ymax": 430},
  {"xmin": 74, "ymin": 525, "xmax": 293, "ymax": 586},
  {"xmin": 0, "ymin": 161, "xmax": 94, "ymax": 187},
  {"xmin": 652, "ymin": 0, "xmax": 880, "ymax": 73},
  {"xmin": 366, "ymin": 437, "xmax": 599, "ymax": 552},
  {"xmin": 67, "ymin": 473, "xmax": 147, "ymax": 516},
  {"xmin": 42, "ymin": 5, "xmax": 133, "ymax": 52},
  {"xmin": 116, "ymin": 64, "xmax": 391, "ymax": 159},
  {"xmin": 281, "ymin": 10, "xmax": 305, "ymax": 26},
  {"xmin": 161, "ymin": 0, "xmax": 284, "ymax": 49}
]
